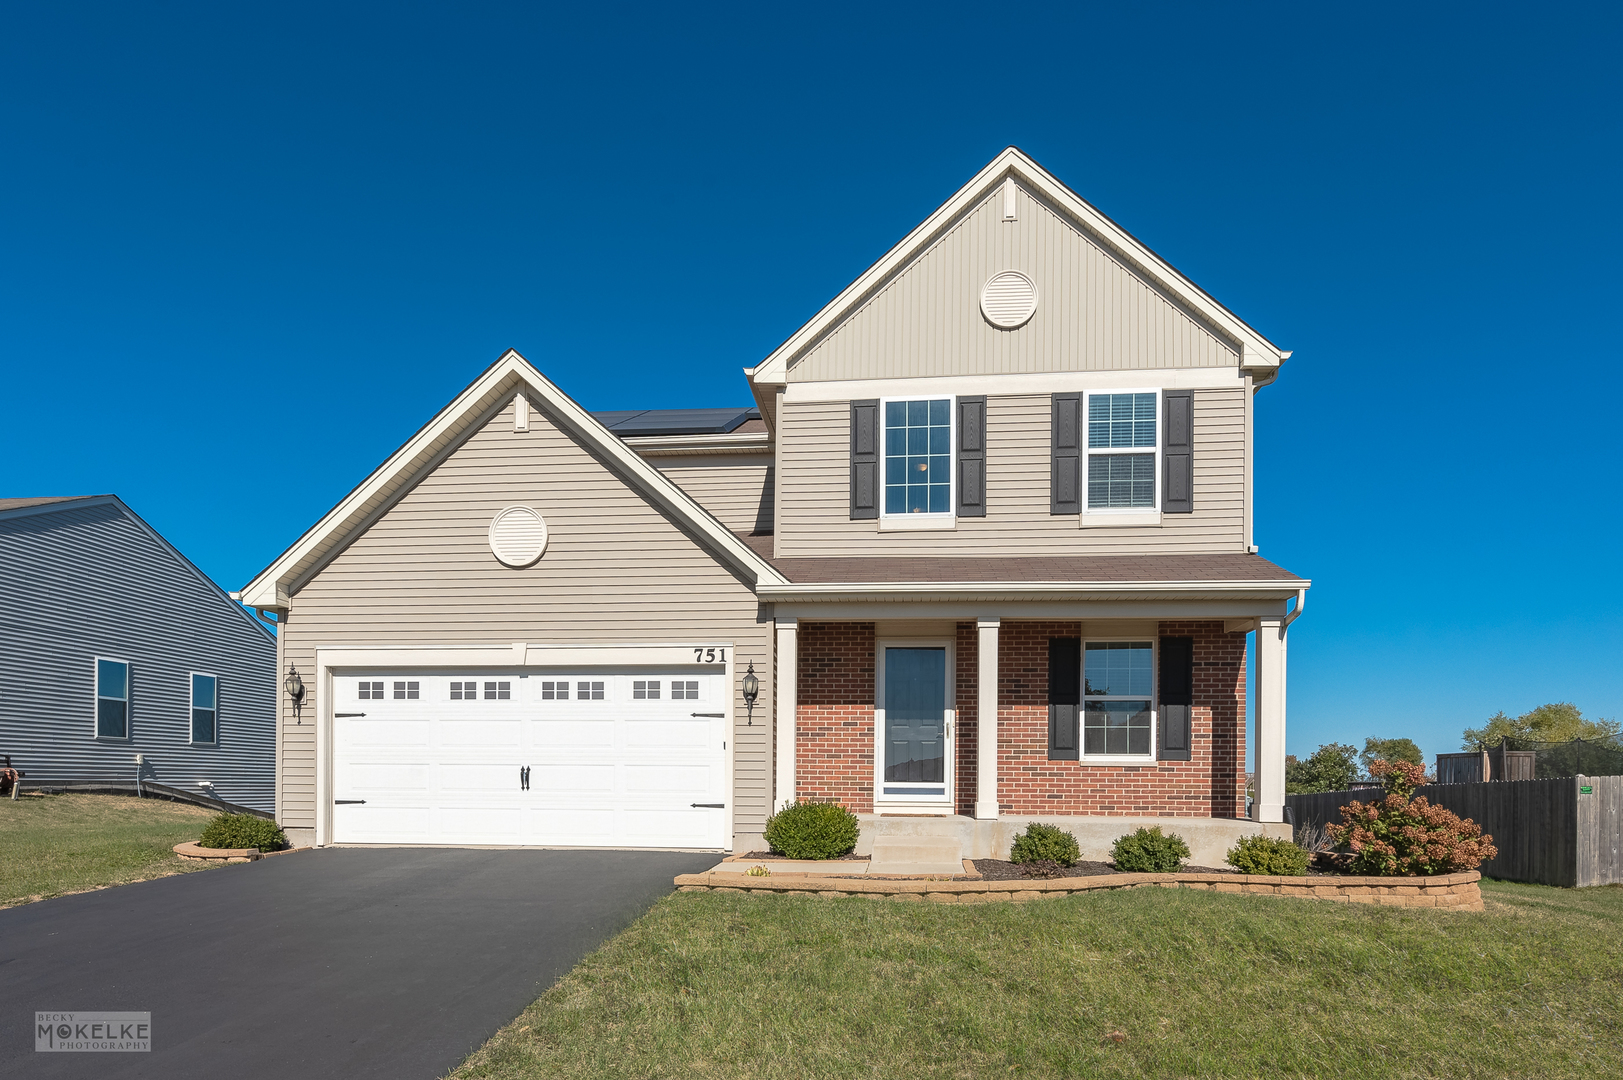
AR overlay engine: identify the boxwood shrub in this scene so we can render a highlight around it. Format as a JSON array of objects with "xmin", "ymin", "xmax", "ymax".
[
  {"xmin": 1225, "ymin": 833, "xmax": 1310, "ymax": 875},
  {"xmin": 762, "ymin": 800, "xmax": 859, "ymax": 860},
  {"xmin": 1009, "ymin": 822, "xmax": 1080, "ymax": 866},
  {"xmin": 1110, "ymin": 826, "xmax": 1190, "ymax": 873},
  {"xmin": 199, "ymin": 813, "xmax": 287, "ymax": 852}
]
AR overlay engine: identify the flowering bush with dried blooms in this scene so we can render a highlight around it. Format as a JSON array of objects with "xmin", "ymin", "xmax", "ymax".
[{"xmin": 1327, "ymin": 760, "xmax": 1497, "ymax": 876}]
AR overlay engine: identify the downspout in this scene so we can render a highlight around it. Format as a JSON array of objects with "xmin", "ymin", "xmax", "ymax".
[{"xmin": 1283, "ymin": 587, "xmax": 1306, "ymax": 630}]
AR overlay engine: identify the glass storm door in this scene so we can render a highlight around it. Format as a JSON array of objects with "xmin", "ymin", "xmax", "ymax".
[{"xmin": 882, "ymin": 647, "xmax": 948, "ymax": 800}]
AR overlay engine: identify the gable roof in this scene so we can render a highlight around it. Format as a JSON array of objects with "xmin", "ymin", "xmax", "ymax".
[
  {"xmin": 238, "ymin": 351, "xmax": 789, "ymax": 609},
  {"xmin": 0, "ymin": 494, "xmax": 274, "ymax": 642},
  {"xmin": 748, "ymin": 146, "xmax": 1290, "ymax": 392}
]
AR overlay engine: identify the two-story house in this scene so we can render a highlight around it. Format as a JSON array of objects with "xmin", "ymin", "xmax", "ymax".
[{"xmin": 241, "ymin": 148, "xmax": 1307, "ymax": 864}]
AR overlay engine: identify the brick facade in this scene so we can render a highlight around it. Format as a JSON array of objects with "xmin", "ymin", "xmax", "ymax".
[{"xmin": 794, "ymin": 619, "xmax": 1246, "ymax": 818}]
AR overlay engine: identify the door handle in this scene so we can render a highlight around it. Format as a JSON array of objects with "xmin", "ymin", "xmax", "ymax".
[{"xmin": 520, "ymin": 766, "xmax": 530, "ymax": 791}]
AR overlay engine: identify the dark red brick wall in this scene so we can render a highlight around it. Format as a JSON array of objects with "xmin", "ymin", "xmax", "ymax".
[
  {"xmin": 791, "ymin": 619, "xmax": 1246, "ymax": 818},
  {"xmin": 795, "ymin": 622, "xmax": 877, "ymax": 812}
]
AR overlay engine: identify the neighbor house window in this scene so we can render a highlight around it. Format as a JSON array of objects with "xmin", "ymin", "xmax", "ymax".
[
  {"xmin": 95, "ymin": 658, "xmax": 130, "ymax": 738},
  {"xmin": 190, "ymin": 673, "xmax": 217, "ymax": 745},
  {"xmin": 1086, "ymin": 392, "xmax": 1158, "ymax": 509},
  {"xmin": 883, "ymin": 398, "xmax": 952, "ymax": 515},
  {"xmin": 1083, "ymin": 641, "xmax": 1154, "ymax": 756}
]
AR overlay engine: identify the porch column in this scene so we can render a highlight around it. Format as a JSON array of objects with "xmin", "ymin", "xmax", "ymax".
[
  {"xmin": 774, "ymin": 618, "xmax": 798, "ymax": 811},
  {"xmin": 975, "ymin": 617, "xmax": 1000, "ymax": 819},
  {"xmin": 1253, "ymin": 616, "xmax": 1288, "ymax": 823}
]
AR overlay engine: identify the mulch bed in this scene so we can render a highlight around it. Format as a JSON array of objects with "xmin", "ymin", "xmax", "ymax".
[
  {"xmin": 735, "ymin": 851, "xmax": 870, "ymax": 862},
  {"xmin": 970, "ymin": 859, "xmax": 1237, "ymax": 881}
]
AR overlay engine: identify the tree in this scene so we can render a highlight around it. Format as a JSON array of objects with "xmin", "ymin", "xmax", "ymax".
[
  {"xmin": 1462, "ymin": 703, "xmax": 1622, "ymax": 751},
  {"xmin": 1361, "ymin": 736, "xmax": 1423, "ymax": 779},
  {"xmin": 1286, "ymin": 742, "xmax": 1359, "ymax": 794}
]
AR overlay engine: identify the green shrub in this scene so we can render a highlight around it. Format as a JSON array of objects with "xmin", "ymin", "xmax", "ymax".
[
  {"xmin": 1110, "ymin": 826, "xmax": 1190, "ymax": 872},
  {"xmin": 762, "ymin": 800, "xmax": 859, "ymax": 860},
  {"xmin": 1009, "ymin": 822, "xmax": 1080, "ymax": 866},
  {"xmin": 1225, "ymin": 833, "xmax": 1310, "ymax": 875},
  {"xmin": 199, "ymin": 813, "xmax": 287, "ymax": 852}
]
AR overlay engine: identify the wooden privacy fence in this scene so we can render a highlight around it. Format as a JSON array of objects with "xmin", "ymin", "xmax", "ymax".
[{"xmin": 1286, "ymin": 776, "xmax": 1623, "ymax": 888}]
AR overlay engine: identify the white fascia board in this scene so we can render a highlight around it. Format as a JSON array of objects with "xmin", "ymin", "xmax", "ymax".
[
  {"xmin": 316, "ymin": 642, "xmax": 736, "ymax": 670},
  {"xmin": 623, "ymin": 431, "xmax": 771, "ymax": 456},
  {"xmin": 755, "ymin": 579, "xmax": 1310, "ymax": 604},
  {"xmin": 750, "ymin": 147, "xmax": 1289, "ymax": 387},
  {"xmin": 784, "ymin": 367, "xmax": 1245, "ymax": 403},
  {"xmin": 241, "ymin": 351, "xmax": 787, "ymax": 607}
]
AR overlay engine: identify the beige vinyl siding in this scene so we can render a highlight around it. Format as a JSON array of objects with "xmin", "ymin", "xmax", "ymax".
[
  {"xmin": 788, "ymin": 183, "xmax": 1235, "ymax": 382},
  {"xmin": 775, "ymin": 390, "xmax": 1246, "ymax": 556},
  {"xmin": 650, "ymin": 453, "xmax": 774, "ymax": 534},
  {"xmin": 277, "ymin": 396, "xmax": 771, "ymax": 845}
]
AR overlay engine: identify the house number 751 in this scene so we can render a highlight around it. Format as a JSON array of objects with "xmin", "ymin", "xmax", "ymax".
[{"xmin": 694, "ymin": 648, "xmax": 725, "ymax": 663}]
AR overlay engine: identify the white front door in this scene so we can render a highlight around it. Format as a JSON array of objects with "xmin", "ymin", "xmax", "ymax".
[{"xmin": 332, "ymin": 670, "xmax": 727, "ymax": 848}]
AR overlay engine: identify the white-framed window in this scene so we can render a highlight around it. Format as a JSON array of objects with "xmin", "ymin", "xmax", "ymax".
[
  {"xmin": 95, "ymin": 657, "xmax": 130, "ymax": 739},
  {"xmin": 672, "ymin": 680, "xmax": 699, "ymax": 700},
  {"xmin": 483, "ymin": 681, "xmax": 511, "ymax": 700},
  {"xmin": 392, "ymin": 680, "xmax": 419, "ymax": 700},
  {"xmin": 449, "ymin": 680, "xmax": 476, "ymax": 700},
  {"xmin": 1082, "ymin": 640, "xmax": 1156, "ymax": 760},
  {"xmin": 881, "ymin": 396, "xmax": 954, "ymax": 525},
  {"xmin": 633, "ymin": 680, "xmax": 661, "ymax": 700},
  {"xmin": 1085, "ymin": 390, "xmax": 1159, "ymax": 512},
  {"xmin": 190, "ymin": 672, "xmax": 218, "ymax": 745},
  {"xmin": 576, "ymin": 681, "xmax": 605, "ymax": 700},
  {"xmin": 540, "ymin": 680, "xmax": 569, "ymax": 700},
  {"xmin": 359, "ymin": 680, "xmax": 385, "ymax": 700}
]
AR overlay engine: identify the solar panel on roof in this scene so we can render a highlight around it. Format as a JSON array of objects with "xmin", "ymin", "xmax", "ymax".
[{"xmin": 592, "ymin": 408, "xmax": 759, "ymax": 436}]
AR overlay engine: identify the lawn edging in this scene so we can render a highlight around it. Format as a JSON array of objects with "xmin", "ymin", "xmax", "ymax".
[
  {"xmin": 172, "ymin": 842, "xmax": 311, "ymax": 864},
  {"xmin": 674, "ymin": 869, "xmax": 1484, "ymax": 910}
]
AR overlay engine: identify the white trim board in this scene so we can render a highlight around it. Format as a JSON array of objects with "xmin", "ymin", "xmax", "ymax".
[{"xmin": 783, "ymin": 367, "xmax": 1247, "ymax": 403}]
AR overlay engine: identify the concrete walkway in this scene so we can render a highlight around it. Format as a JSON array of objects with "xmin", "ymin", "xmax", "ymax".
[{"xmin": 0, "ymin": 846, "xmax": 717, "ymax": 1080}]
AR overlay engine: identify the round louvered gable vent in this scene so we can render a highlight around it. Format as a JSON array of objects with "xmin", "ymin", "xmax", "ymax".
[
  {"xmin": 488, "ymin": 505, "xmax": 548, "ymax": 568},
  {"xmin": 980, "ymin": 270, "xmax": 1038, "ymax": 329}
]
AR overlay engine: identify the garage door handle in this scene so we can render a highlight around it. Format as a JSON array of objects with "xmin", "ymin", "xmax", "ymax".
[
  {"xmin": 691, "ymin": 803, "xmax": 724, "ymax": 808},
  {"xmin": 335, "ymin": 799, "xmax": 366, "ymax": 805},
  {"xmin": 691, "ymin": 712, "xmax": 725, "ymax": 718}
]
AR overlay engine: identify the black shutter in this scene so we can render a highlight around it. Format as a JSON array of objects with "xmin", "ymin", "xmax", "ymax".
[
  {"xmin": 1158, "ymin": 635, "xmax": 1193, "ymax": 761},
  {"xmin": 1051, "ymin": 392, "xmax": 1081, "ymax": 515},
  {"xmin": 957, "ymin": 395, "xmax": 986, "ymax": 517},
  {"xmin": 850, "ymin": 399, "xmax": 879, "ymax": 520},
  {"xmin": 1163, "ymin": 389, "xmax": 1193, "ymax": 514},
  {"xmin": 1048, "ymin": 637, "xmax": 1080, "ymax": 761}
]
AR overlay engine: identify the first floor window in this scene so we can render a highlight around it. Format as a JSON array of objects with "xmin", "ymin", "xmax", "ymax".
[
  {"xmin": 633, "ymin": 680, "xmax": 660, "ymax": 699},
  {"xmin": 884, "ymin": 398, "xmax": 951, "ymax": 515},
  {"xmin": 96, "ymin": 658, "xmax": 129, "ymax": 738},
  {"xmin": 541, "ymin": 681, "xmax": 568, "ymax": 700},
  {"xmin": 359, "ymin": 681, "xmax": 384, "ymax": 700},
  {"xmin": 1086, "ymin": 392, "xmax": 1157, "ymax": 509},
  {"xmin": 450, "ymin": 680, "xmax": 474, "ymax": 700},
  {"xmin": 191, "ymin": 673, "xmax": 217, "ymax": 744},
  {"xmin": 672, "ymin": 680, "xmax": 698, "ymax": 700},
  {"xmin": 483, "ymin": 681, "xmax": 511, "ymax": 700},
  {"xmin": 1083, "ymin": 641, "xmax": 1153, "ymax": 755},
  {"xmin": 577, "ymin": 681, "xmax": 605, "ymax": 700},
  {"xmin": 393, "ymin": 681, "xmax": 419, "ymax": 700}
]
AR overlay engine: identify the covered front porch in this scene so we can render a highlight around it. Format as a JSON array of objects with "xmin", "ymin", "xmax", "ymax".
[{"xmin": 756, "ymin": 564, "xmax": 1306, "ymax": 865}]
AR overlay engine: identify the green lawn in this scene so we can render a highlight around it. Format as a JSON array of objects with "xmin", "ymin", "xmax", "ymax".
[
  {"xmin": 449, "ymin": 879, "xmax": 1622, "ymax": 1080},
  {"xmin": 0, "ymin": 792, "xmax": 220, "ymax": 907}
]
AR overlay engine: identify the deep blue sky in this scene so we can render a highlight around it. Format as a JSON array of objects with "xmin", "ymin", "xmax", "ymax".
[{"xmin": 3, "ymin": 3, "xmax": 1618, "ymax": 764}]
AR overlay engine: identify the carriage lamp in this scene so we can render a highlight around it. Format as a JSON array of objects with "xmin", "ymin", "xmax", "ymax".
[
  {"xmin": 742, "ymin": 662, "xmax": 759, "ymax": 726},
  {"xmin": 284, "ymin": 663, "xmax": 306, "ymax": 722}
]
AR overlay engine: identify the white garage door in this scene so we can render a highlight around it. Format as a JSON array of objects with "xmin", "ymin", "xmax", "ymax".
[{"xmin": 333, "ymin": 670, "xmax": 728, "ymax": 849}]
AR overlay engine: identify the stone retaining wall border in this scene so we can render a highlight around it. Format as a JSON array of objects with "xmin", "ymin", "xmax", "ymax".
[{"xmin": 674, "ymin": 869, "xmax": 1484, "ymax": 910}]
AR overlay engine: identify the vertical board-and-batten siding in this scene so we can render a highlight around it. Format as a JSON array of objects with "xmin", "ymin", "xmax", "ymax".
[
  {"xmin": 775, "ymin": 390, "xmax": 1246, "ymax": 557},
  {"xmin": 279, "ymin": 396, "xmax": 772, "ymax": 844},
  {"xmin": 787, "ymin": 183, "xmax": 1236, "ymax": 382},
  {"xmin": 0, "ymin": 501, "xmax": 276, "ymax": 809},
  {"xmin": 649, "ymin": 453, "xmax": 774, "ymax": 534}
]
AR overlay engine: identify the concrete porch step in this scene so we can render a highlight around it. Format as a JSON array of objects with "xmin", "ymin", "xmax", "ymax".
[{"xmin": 868, "ymin": 834, "xmax": 965, "ymax": 876}]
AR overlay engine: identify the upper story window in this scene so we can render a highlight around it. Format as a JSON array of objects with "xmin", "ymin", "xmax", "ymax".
[
  {"xmin": 190, "ymin": 673, "xmax": 217, "ymax": 745},
  {"xmin": 883, "ymin": 398, "xmax": 952, "ymax": 517},
  {"xmin": 96, "ymin": 658, "xmax": 130, "ymax": 739},
  {"xmin": 1086, "ymin": 392, "xmax": 1158, "ymax": 510}
]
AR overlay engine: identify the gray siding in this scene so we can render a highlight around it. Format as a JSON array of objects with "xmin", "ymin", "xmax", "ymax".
[
  {"xmin": 788, "ymin": 183, "xmax": 1236, "ymax": 382},
  {"xmin": 775, "ymin": 390, "xmax": 1247, "ymax": 556},
  {"xmin": 0, "ymin": 500, "xmax": 277, "ymax": 810},
  {"xmin": 650, "ymin": 453, "xmax": 774, "ymax": 534},
  {"xmin": 280, "ymin": 396, "xmax": 772, "ymax": 846}
]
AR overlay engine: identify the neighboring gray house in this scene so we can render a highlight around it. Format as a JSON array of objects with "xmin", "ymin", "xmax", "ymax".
[{"xmin": 0, "ymin": 496, "xmax": 276, "ymax": 810}]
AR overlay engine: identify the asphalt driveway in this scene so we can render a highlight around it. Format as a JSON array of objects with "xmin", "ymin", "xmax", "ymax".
[{"xmin": 0, "ymin": 847, "xmax": 718, "ymax": 1079}]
